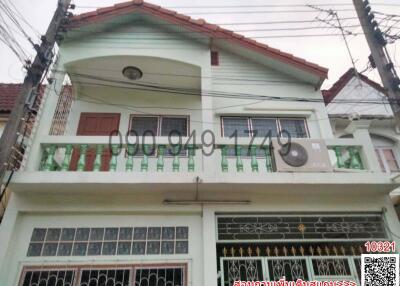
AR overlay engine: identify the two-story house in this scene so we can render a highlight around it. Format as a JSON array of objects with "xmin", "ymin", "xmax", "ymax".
[{"xmin": 0, "ymin": 1, "xmax": 399, "ymax": 285}]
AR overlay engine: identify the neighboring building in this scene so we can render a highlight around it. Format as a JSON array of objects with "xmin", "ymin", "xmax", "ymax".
[
  {"xmin": 0, "ymin": 2, "xmax": 399, "ymax": 286},
  {"xmin": 0, "ymin": 84, "xmax": 21, "ymax": 136},
  {"xmin": 323, "ymin": 68, "xmax": 400, "ymax": 217}
]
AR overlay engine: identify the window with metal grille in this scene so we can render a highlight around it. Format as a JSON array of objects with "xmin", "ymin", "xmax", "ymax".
[
  {"xmin": 221, "ymin": 117, "xmax": 308, "ymax": 138},
  {"xmin": 130, "ymin": 115, "xmax": 188, "ymax": 137},
  {"xmin": 20, "ymin": 265, "xmax": 187, "ymax": 286}
]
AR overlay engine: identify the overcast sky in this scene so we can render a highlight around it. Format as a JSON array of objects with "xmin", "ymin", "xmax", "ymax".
[{"xmin": 0, "ymin": 0, "xmax": 399, "ymax": 88}]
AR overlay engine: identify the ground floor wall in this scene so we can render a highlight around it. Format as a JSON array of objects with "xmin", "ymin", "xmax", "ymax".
[{"xmin": 0, "ymin": 190, "xmax": 399, "ymax": 286}]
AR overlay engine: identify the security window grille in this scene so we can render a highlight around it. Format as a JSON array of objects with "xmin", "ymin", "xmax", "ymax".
[
  {"xmin": 79, "ymin": 269, "xmax": 130, "ymax": 286},
  {"xmin": 134, "ymin": 266, "xmax": 185, "ymax": 286},
  {"xmin": 20, "ymin": 265, "xmax": 186, "ymax": 286},
  {"xmin": 21, "ymin": 270, "xmax": 75, "ymax": 286},
  {"xmin": 27, "ymin": 226, "xmax": 189, "ymax": 257},
  {"xmin": 221, "ymin": 117, "xmax": 308, "ymax": 138},
  {"xmin": 130, "ymin": 116, "xmax": 188, "ymax": 137},
  {"xmin": 216, "ymin": 214, "xmax": 387, "ymax": 241}
]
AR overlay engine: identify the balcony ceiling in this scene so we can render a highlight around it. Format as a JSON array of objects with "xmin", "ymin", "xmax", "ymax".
[{"xmin": 66, "ymin": 56, "xmax": 201, "ymax": 96}]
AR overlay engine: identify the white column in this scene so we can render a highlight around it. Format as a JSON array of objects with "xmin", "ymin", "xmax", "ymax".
[
  {"xmin": 203, "ymin": 206, "xmax": 218, "ymax": 286},
  {"xmin": 383, "ymin": 195, "xmax": 400, "ymax": 251},
  {"xmin": 24, "ymin": 61, "xmax": 66, "ymax": 171},
  {"xmin": 345, "ymin": 120, "xmax": 382, "ymax": 172},
  {"xmin": 0, "ymin": 194, "xmax": 19, "ymax": 284},
  {"xmin": 200, "ymin": 52, "xmax": 217, "ymax": 176}
]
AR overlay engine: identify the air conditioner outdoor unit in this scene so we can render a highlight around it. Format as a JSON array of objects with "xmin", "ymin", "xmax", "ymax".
[{"xmin": 271, "ymin": 138, "xmax": 333, "ymax": 172}]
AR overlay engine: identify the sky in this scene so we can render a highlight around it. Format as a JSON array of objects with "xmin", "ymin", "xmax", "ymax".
[{"xmin": 0, "ymin": 0, "xmax": 399, "ymax": 89}]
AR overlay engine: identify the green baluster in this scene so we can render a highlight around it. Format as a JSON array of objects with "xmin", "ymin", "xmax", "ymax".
[
  {"xmin": 157, "ymin": 145, "xmax": 165, "ymax": 172},
  {"xmin": 43, "ymin": 145, "xmax": 56, "ymax": 171},
  {"xmin": 265, "ymin": 147, "xmax": 273, "ymax": 172},
  {"xmin": 109, "ymin": 144, "xmax": 119, "ymax": 171},
  {"xmin": 235, "ymin": 145, "xmax": 243, "ymax": 172},
  {"xmin": 77, "ymin": 144, "xmax": 88, "ymax": 171},
  {"xmin": 93, "ymin": 145, "xmax": 103, "ymax": 171},
  {"xmin": 333, "ymin": 146, "xmax": 345, "ymax": 168},
  {"xmin": 348, "ymin": 147, "xmax": 362, "ymax": 170},
  {"xmin": 187, "ymin": 145, "xmax": 195, "ymax": 172},
  {"xmin": 221, "ymin": 145, "xmax": 228, "ymax": 172},
  {"xmin": 250, "ymin": 146, "xmax": 259, "ymax": 172},
  {"xmin": 141, "ymin": 145, "xmax": 150, "ymax": 172},
  {"xmin": 61, "ymin": 144, "xmax": 73, "ymax": 171},
  {"xmin": 172, "ymin": 145, "xmax": 180, "ymax": 172},
  {"xmin": 125, "ymin": 145, "xmax": 134, "ymax": 172}
]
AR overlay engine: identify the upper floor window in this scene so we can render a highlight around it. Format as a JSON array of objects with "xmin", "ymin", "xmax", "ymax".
[
  {"xmin": 375, "ymin": 148, "xmax": 399, "ymax": 173},
  {"xmin": 130, "ymin": 115, "xmax": 188, "ymax": 137},
  {"xmin": 221, "ymin": 117, "xmax": 308, "ymax": 138}
]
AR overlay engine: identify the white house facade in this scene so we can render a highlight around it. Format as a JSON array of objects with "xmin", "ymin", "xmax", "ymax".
[{"xmin": 0, "ymin": 1, "xmax": 399, "ymax": 286}]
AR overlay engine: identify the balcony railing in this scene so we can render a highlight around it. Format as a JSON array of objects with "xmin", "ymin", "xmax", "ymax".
[{"xmin": 35, "ymin": 136, "xmax": 371, "ymax": 174}]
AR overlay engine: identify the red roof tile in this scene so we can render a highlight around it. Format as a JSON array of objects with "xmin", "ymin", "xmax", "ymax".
[
  {"xmin": 322, "ymin": 68, "xmax": 386, "ymax": 105},
  {"xmin": 68, "ymin": 1, "xmax": 328, "ymax": 79},
  {"xmin": 0, "ymin": 84, "xmax": 22, "ymax": 114}
]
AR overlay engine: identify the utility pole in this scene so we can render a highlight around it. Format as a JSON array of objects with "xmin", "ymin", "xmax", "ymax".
[
  {"xmin": 0, "ymin": 1, "xmax": 72, "ymax": 178},
  {"xmin": 353, "ymin": 0, "xmax": 400, "ymax": 124}
]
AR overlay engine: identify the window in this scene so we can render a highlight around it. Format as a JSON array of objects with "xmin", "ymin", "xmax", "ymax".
[
  {"xmin": 20, "ymin": 265, "xmax": 187, "ymax": 286},
  {"xmin": 130, "ymin": 116, "xmax": 188, "ymax": 137},
  {"xmin": 375, "ymin": 148, "xmax": 399, "ymax": 173},
  {"xmin": 27, "ymin": 226, "xmax": 189, "ymax": 257},
  {"xmin": 221, "ymin": 117, "xmax": 308, "ymax": 138},
  {"xmin": 211, "ymin": 51, "xmax": 219, "ymax": 66}
]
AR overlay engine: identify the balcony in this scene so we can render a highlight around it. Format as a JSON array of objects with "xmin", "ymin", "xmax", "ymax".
[{"xmin": 9, "ymin": 134, "xmax": 397, "ymax": 197}]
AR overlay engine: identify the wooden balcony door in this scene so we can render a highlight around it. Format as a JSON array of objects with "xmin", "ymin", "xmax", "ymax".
[{"xmin": 70, "ymin": 113, "xmax": 120, "ymax": 171}]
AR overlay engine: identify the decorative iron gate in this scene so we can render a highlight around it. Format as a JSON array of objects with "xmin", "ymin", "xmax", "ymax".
[{"xmin": 220, "ymin": 256, "xmax": 360, "ymax": 285}]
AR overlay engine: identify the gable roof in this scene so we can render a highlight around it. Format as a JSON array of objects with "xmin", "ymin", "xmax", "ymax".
[
  {"xmin": 68, "ymin": 0, "xmax": 328, "ymax": 80},
  {"xmin": 322, "ymin": 68, "xmax": 386, "ymax": 105}
]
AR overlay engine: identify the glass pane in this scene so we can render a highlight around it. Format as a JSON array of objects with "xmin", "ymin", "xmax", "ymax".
[
  {"xmin": 27, "ymin": 243, "xmax": 43, "ymax": 256},
  {"xmin": 146, "ymin": 241, "xmax": 160, "ymax": 254},
  {"xmin": 119, "ymin": 227, "xmax": 133, "ymax": 240},
  {"xmin": 175, "ymin": 241, "xmax": 188, "ymax": 254},
  {"xmin": 132, "ymin": 241, "xmax": 146, "ymax": 255},
  {"xmin": 383, "ymin": 149, "xmax": 399, "ymax": 172},
  {"xmin": 89, "ymin": 228, "xmax": 104, "ymax": 241},
  {"xmin": 104, "ymin": 228, "xmax": 118, "ymax": 241},
  {"xmin": 75, "ymin": 228, "xmax": 90, "ymax": 241},
  {"xmin": 42, "ymin": 243, "xmax": 58, "ymax": 256},
  {"xmin": 222, "ymin": 117, "xmax": 250, "ymax": 137},
  {"xmin": 88, "ymin": 242, "xmax": 102, "ymax": 255},
  {"xmin": 161, "ymin": 241, "xmax": 175, "ymax": 254},
  {"xmin": 117, "ymin": 241, "xmax": 132, "ymax": 255},
  {"xmin": 31, "ymin": 228, "xmax": 46, "ymax": 242},
  {"xmin": 147, "ymin": 227, "xmax": 161, "ymax": 240},
  {"xmin": 133, "ymin": 227, "xmax": 147, "ymax": 240},
  {"xmin": 61, "ymin": 228, "xmax": 75, "ymax": 241},
  {"xmin": 251, "ymin": 118, "xmax": 278, "ymax": 137},
  {"xmin": 102, "ymin": 242, "xmax": 117, "ymax": 255},
  {"xmin": 72, "ymin": 242, "xmax": 87, "ymax": 256},
  {"xmin": 176, "ymin": 227, "xmax": 188, "ymax": 239},
  {"xmin": 375, "ymin": 149, "xmax": 386, "ymax": 172},
  {"xmin": 57, "ymin": 242, "xmax": 72, "ymax": 256},
  {"xmin": 45, "ymin": 229, "xmax": 61, "ymax": 242},
  {"xmin": 161, "ymin": 117, "xmax": 188, "ymax": 136},
  {"xmin": 130, "ymin": 116, "xmax": 158, "ymax": 136},
  {"xmin": 162, "ymin": 227, "xmax": 175, "ymax": 240},
  {"xmin": 279, "ymin": 119, "xmax": 308, "ymax": 138}
]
